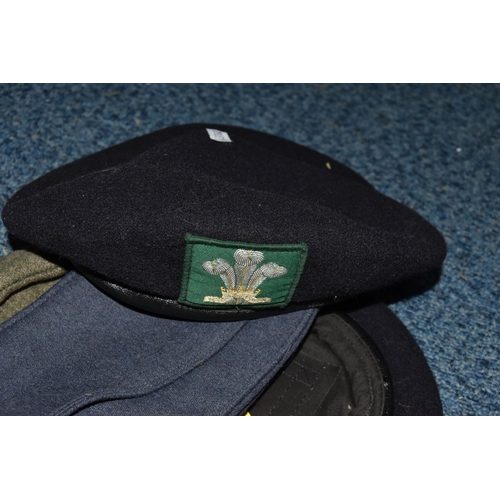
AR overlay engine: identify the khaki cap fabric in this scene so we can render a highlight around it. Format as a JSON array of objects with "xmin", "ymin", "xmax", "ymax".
[{"xmin": 0, "ymin": 249, "xmax": 67, "ymax": 323}]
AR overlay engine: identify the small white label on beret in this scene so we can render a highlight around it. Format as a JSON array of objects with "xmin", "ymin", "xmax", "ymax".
[{"xmin": 206, "ymin": 128, "xmax": 232, "ymax": 143}]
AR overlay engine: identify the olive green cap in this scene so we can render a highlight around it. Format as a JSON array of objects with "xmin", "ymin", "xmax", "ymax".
[{"xmin": 0, "ymin": 249, "xmax": 67, "ymax": 323}]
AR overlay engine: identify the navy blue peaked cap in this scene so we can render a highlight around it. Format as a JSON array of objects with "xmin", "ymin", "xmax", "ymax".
[{"xmin": 2, "ymin": 124, "xmax": 446, "ymax": 320}]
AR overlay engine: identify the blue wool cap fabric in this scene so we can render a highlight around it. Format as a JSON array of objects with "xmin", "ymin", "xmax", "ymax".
[{"xmin": 0, "ymin": 271, "xmax": 317, "ymax": 416}]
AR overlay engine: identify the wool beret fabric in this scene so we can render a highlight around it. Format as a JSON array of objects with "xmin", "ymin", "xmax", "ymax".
[{"xmin": 1, "ymin": 124, "xmax": 447, "ymax": 312}]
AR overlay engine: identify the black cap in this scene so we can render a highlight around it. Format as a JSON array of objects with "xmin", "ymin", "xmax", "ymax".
[{"xmin": 1, "ymin": 124, "xmax": 446, "ymax": 321}]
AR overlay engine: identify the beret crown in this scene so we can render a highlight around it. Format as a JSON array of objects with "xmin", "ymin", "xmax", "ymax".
[{"xmin": 2, "ymin": 124, "xmax": 446, "ymax": 312}]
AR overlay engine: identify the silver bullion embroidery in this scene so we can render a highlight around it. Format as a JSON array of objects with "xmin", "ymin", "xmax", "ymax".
[{"xmin": 202, "ymin": 249, "xmax": 287, "ymax": 305}]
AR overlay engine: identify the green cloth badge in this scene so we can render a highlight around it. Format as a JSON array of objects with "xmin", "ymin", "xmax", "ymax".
[{"xmin": 179, "ymin": 234, "xmax": 308, "ymax": 309}]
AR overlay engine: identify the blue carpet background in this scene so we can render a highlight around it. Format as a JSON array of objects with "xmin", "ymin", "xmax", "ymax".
[{"xmin": 0, "ymin": 83, "xmax": 498, "ymax": 416}]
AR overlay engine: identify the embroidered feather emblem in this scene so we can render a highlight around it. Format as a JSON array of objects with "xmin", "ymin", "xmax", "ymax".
[{"xmin": 202, "ymin": 249, "xmax": 287, "ymax": 305}]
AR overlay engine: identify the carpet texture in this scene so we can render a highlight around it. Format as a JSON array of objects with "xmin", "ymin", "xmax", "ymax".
[{"xmin": 0, "ymin": 83, "xmax": 498, "ymax": 415}]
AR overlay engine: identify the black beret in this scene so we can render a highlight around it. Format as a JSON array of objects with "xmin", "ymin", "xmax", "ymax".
[{"xmin": 2, "ymin": 124, "xmax": 446, "ymax": 320}]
